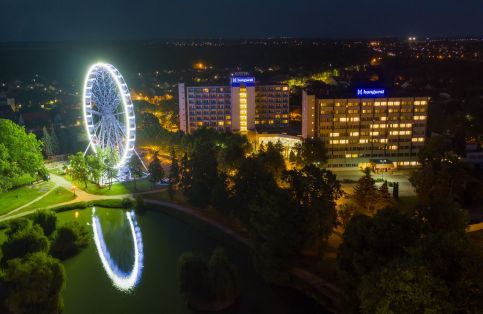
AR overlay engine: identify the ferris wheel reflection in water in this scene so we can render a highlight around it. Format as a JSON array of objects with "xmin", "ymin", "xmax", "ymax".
[{"xmin": 91, "ymin": 207, "xmax": 144, "ymax": 292}]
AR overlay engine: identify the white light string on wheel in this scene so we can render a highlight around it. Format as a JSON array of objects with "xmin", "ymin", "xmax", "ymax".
[
  {"xmin": 83, "ymin": 63, "xmax": 136, "ymax": 169},
  {"xmin": 91, "ymin": 207, "xmax": 144, "ymax": 291}
]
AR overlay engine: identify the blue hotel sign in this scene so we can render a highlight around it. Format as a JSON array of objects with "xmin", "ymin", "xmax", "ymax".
[
  {"xmin": 231, "ymin": 76, "xmax": 255, "ymax": 87},
  {"xmin": 356, "ymin": 88, "xmax": 386, "ymax": 98}
]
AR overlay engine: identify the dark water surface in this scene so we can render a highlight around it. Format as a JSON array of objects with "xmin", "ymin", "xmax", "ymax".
[{"xmin": 61, "ymin": 207, "xmax": 327, "ymax": 314}]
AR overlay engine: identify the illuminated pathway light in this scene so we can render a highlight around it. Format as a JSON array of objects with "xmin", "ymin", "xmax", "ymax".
[{"xmin": 91, "ymin": 208, "xmax": 144, "ymax": 292}]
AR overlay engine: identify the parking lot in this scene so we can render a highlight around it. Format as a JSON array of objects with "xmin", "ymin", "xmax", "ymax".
[{"xmin": 332, "ymin": 168, "xmax": 416, "ymax": 197}]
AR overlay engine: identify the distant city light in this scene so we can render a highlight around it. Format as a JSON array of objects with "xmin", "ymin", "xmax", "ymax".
[{"xmin": 91, "ymin": 208, "xmax": 144, "ymax": 292}]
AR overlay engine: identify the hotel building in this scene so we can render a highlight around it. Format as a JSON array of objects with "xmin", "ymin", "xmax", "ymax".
[
  {"xmin": 302, "ymin": 87, "xmax": 429, "ymax": 168},
  {"xmin": 178, "ymin": 73, "xmax": 289, "ymax": 134}
]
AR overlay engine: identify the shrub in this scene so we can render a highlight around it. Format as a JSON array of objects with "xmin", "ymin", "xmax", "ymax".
[
  {"xmin": 32, "ymin": 210, "xmax": 57, "ymax": 237},
  {"xmin": 52, "ymin": 201, "xmax": 87, "ymax": 213},
  {"xmin": 50, "ymin": 222, "xmax": 89, "ymax": 260},
  {"xmin": 2, "ymin": 224, "xmax": 49, "ymax": 264}
]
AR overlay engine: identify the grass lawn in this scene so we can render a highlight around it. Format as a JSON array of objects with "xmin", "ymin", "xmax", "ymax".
[
  {"xmin": 64, "ymin": 175, "xmax": 158, "ymax": 195},
  {"xmin": 0, "ymin": 181, "xmax": 55, "ymax": 215},
  {"xmin": 20, "ymin": 187, "xmax": 76, "ymax": 213}
]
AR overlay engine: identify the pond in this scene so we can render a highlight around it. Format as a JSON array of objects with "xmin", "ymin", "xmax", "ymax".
[{"xmin": 60, "ymin": 207, "xmax": 327, "ymax": 314}]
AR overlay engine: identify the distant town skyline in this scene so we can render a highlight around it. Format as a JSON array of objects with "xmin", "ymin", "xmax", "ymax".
[{"xmin": 0, "ymin": 0, "xmax": 482, "ymax": 41}]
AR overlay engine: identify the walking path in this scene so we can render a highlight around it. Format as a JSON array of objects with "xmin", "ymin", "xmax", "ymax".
[
  {"xmin": 0, "ymin": 174, "xmax": 163, "ymax": 223},
  {"xmin": 1, "ymin": 175, "xmax": 343, "ymax": 312}
]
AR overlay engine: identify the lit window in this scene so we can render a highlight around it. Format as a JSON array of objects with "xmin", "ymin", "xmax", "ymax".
[
  {"xmin": 350, "ymin": 132, "xmax": 359, "ymax": 137},
  {"xmin": 330, "ymin": 132, "xmax": 340, "ymax": 137}
]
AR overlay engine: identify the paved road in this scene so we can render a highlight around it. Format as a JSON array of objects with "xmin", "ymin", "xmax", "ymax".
[{"xmin": 332, "ymin": 169, "xmax": 416, "ymax": 197}]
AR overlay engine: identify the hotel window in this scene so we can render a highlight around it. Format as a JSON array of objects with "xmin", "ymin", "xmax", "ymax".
[
  {"xmin": 340, "ymin": 117, "xmax": 348, "ymax": 122},
  {"xmin": 359, "ymin": 139, "xmax": 369, "ymax": 144},
  {"xmin": 414, "ymin": 116, "xmax": 427, "ymax": 120},
  {"xmin": 350, "ymin": 117, "xmax": 360, "ymax": 122},
  {"xmin": 350, "ymin": 132, "xmax": 359, "ymax": 137},
  {"xmin": 370, "ymin": 131, "xmax": 379, "ymax": 136},
  {"xmin": 389, "ymin": 145, "xmax": 398, "ymax": 150},
  {"xmin": 330, "ymin": 132, "xmax": 340, "ymax": 137}
]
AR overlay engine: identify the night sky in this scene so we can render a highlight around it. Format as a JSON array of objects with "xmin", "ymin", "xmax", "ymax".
[{"xmin": 0, "ymin": 0, "xmax": 482, "ymax": 41}]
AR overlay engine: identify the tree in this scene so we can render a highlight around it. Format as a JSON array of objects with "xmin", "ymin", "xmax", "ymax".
[
  {"xmin": 288, "ymin": 150, "xmax": 296, "ymax": 163},
  {"xmin": 217, "ymin": 133, "xmax": 250, "ymax": 171},
  {"xmin": 179, "ymin": 152, "xmax": 191, "ymax": 193},
  {"xmin": 168, "ymin": 147, "xmax": 180, "ymax": 200},
  {"xmin": 32, "ymin": 210, "xmax": 57, "ymax": 237},
  {"xmin": 211, "ymin": 172, "xmax": 230, "ymax": 215},
  {"xmin": 68, "ymin": 152, "xmax": 88, "ymax": 188},
  {"xmin": 0, "ymin": 144, "xmax": 19, "ymax": 191},
  {"xmin": 103, "ymin": 148, "xmax": 119, "ymax": 189},
  {"xmin": 248, "ymin": 188, "xmax": 304, "ymax": 282},
  {"xmin": 3, "ymin": 252, "xmax": 66, "ymax": 314},
  {"xmin": 148, "ymin": 151, "xmax": 164, "ymax": 188},
  {"xmin": 50, "ymin": 222, "xmax": 89, "ymax": 260},
  {"xmin": 283, "ymin": 165, "xmax": 343, "ymax": 257},
  {"xmin": 351, "ymin": 168, "xmax": 379, "ymax": 213},
  {"xmin": 299, "ymin": 137, "xmax": 328, "ymax": 167},
  {"xmin": 86, "ymin": 153, "xmax": 104, "ymax": 187},
  {"xmin": 256, "ymin": 141, "xmax": 286, "ymax": 180},
  {"xmin": 231, "ymin": 157, "xmax": 279, "ymax": 225},
  {"xmin": 42, "ymin": 126, "xmax": 53, "ymax": 157},
  {"xmin": 185, "ymin": 142, "xmax": 218, "ymax": 207},
  {"xmin": 1, "ymin": 224, "xmax": 50, "ymax": 264},
  {"xmin": 337, "ymin": 208, "xmax": 420, "ymax": 312},
  {"xmin": 127, "ymin": 154, "xmax": 144, "ymax": 191},
  {"xmin": 376, "ymin": 181, "xmax": 393, "ymax": 210},
  {"xmin": 0, "ymin": 119, "xmax": 44, "ymax": 191},
  {"xmin": 358, "ymin": 259, "xmax": 452, "ymax": 314},
  {"xmin": 49, "ymin": 124, "xmax": 59, "ymax": 156},
  {"xmin": 208, "ymin": 248, "xmax": 240, "ymax": 308}
]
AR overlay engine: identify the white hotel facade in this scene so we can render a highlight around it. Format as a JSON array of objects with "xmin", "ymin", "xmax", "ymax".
[
  {"xmin": 302, "ymin": 88, "xmax": 429, "ymax": 169},
  {"xmin": 178, "ymin": 73, "xmax": 289, "ymax": 134}
]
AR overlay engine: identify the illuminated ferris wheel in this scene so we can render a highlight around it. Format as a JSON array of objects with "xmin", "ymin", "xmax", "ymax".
[{"xmin": 83, "ymin": 63, "xmax": 136, "ymax": 169}]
